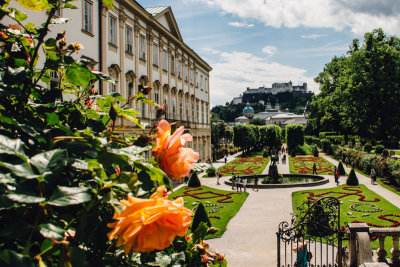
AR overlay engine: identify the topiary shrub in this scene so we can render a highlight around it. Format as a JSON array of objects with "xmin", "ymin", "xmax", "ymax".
[
  {"xmin": 291, "ymin": 149, "xmax": 297, "ymax": 157},
  {"xmin": 263, "ymin": 149, "xmax": 269, "ymax": 158},
  {"xmin": 321, "ymin": 138, "xmax": 332, "ymax": 154},
  {"xmin": 206, "ymin": 167, "xmax": 216, "ymax": 177},
  {"xmin": 364, "ymin": 143, "xmax": 372, "ymax": 153},
  {"xmin": 191, "ymin": 202, "xmax": 211, "ymax": 233},
  {"xmin": 375, "ymin": 145, "xmax": 385, "ymax": 154},
  {"xmin": 338, "ymin": 161, "xmax": 346, "ymax": 175},
  {"xmin": 311, "ymin": 144, "xmax": 319, "ymax": 157},
  {"xmin": 346, "ymin": 169, "xmax": 359, "ymax": 185},
  {"xmin": 188, "ymin": 171, "xmax": 201, "ymax": 187}
]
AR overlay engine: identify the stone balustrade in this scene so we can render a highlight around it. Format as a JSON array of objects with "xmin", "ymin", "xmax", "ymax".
[{"xmin": 370, "ymin": 227, "xmax": 400, "ymax": 265}]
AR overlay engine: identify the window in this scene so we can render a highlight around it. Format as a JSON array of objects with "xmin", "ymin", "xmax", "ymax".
[
  {"xmin": 186, "ymin": 102, "xmax": 189, "ymax": 121},
  {"xmin": 109, "ymin": 16, "xmax": 117, "ymax": 45},
  {"xmin": 184, "ymin": 63, "xmax": 188, "ymax": 82},
  {"xmin": 190, "ymin": 69, "xmax": 193, "ymax": 84},
  {"xmin": 153, "ymin": 43, "xmax": 158, "ymax": 66},
  {"xmin": 172, "ymin": 99, "xmax": 176, "ymax": 120},
  {"xmin": 196, "ymin": 72, "xmax": 199, "ymax": 87},
  {"xmin": 110, "ymin": 82, "xmax": 117, "ymax": 94},
  {"xmin": 164, "ymin": 97, "xmax": 168, "ymax": 118},
  {"xmin": 141, "ymin": 103, "xmax": 146, "ymax": 117},
  {"xmin": 139, "ymin": 35, "xmax": 146, "ymax": 60},
  {"xmin": 179, "ymin": 99, "xmax": 183, "ymax": 119},
  {"xmin": 178, "ymin": 60, "xmax": 182, "ymax": 79},
  {"xmin": 127, "ymin": 81, "xmax": 134, "ymax": 107},
  {"xmin": 83, "ymin": 0, "xmax": 92, "ymax": 33},
  {"xmin": 49, "ymin": 71, "xmax": 60, "ymax": 90},
  {"xmin": 154, "ymin": 91, "xmax": 159, "ymax": 104},
  {"xmin": 202, "ymin": 104, "xmax": 204, "ymax": 123},
  {"xmin": 192, "ymin": 103, "xmax": 194, "ymax": 122},
  {"xmin": 196, "ymin": 103, "xmax": 199, "ymax": 122},
  {"xmin": 171, "ymin": 55, "xmax": 175, "ymax": 74},
  {"xmin": 163, "ymin": 50, "xmax": 168, "ymax": 71},
  {"xmin": 200, "ymin": 75, "xmax": 203, "ymax": 89},
  {"xmin": 205, "ymin": 78, "xmax": 208, "ymax": 92},
  {"xmin": 126, "ymin": 27, "xmax": 133, "ymax": 53},
  {"xmin": 54, "ymin": 9, "xmax": 62, "ymax": 18}
]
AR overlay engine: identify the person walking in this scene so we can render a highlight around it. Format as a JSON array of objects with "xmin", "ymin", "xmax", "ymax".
[
  {"xmin": 312, "ymin": 163, "xmax": 318, "ymax": 175},
  {"xmin": 253, "ymin": 175, "xmax": 259, "ymax": 191},
  {"xmin": 333, "ymin": 166, "xmax": 337, "ymax": 180},
  {"xmin": 231, "ymin": 173, "xmax": 236, "ymax": 190},
  {"xmin": 216, "ymin": 169, "xmax": 221, "ymax": 185},
  {"xmin": 370, "ymin": 168, "xmax": 377, "ymax": 185},
  {"xmin": 335, "ymin": 168, "xmax": 340, "ymax": 186},
  {"xmin": 242, "ymin": 176, "xmax": 247, "ymax": 192},
  {"xmin": 224, "ymin": 154, "xmax": 227, "ymax": 164},
  {"xmin": 236, "ymin": 176, "xmax": 242, "ymax": 192}
]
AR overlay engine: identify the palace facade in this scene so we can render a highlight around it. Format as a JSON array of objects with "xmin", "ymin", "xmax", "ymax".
[{"xmin": 7, "ymin": 1, "xmax": 212, "ymax": 160}]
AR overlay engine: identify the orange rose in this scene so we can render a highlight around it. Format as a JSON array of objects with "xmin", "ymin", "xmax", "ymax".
[
  {"xmin": 107, "ymin": 186, "xmax": 193, "ymax": 254},
  {"xmin": 153, "ymin": 119, "xmax": 199, "ymax": 180}
]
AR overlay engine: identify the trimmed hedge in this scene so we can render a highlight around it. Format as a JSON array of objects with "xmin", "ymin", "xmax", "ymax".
[
  {"xmin": 338, "ymin": 161, "xmax": 345, "ymax": 175},
  {"xmin": 320, "ymin": 138, "xmax": 333, "ymax": 154},
  {"xmin": 285, "ymin": 124, "xmax": 304, "ymax": 151},
  {"xmin": 331, "ymin": 145, "xmax": 400, "ymax": 186},
  {"xmin": 305, "ymin": 135, "xmax": 320, "ymax": 145},
  {"xmin": 188, "ymin": 171, "xmax": 201, "ymax": 187},
  {"xmin": 311, "ymin": 144, "xmax": 319, "ymax": 157},
  {"xmin": 346, "ymin": 169, "xmax": 359, "ymax": 185},
  {"xmin": 191, "ymin": 202, "xmax": 211, "ymax": 233},
  {"xmin": 319, "ymin": 132, "xmax": 336, "ymax": 139}
]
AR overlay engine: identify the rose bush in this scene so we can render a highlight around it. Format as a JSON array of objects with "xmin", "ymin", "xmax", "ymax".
[{"xmin": 0, "ymin": 1, "xmax": 225, "ymax": 266}]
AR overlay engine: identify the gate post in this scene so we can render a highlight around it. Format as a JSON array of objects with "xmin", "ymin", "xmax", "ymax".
[
  {"xmin": 347, "ymin": 223, "xmax": 370, "ymax": 267},
  {"xmin": 276, "ymin": 232, "xmax": 280, "ymax": 267}
]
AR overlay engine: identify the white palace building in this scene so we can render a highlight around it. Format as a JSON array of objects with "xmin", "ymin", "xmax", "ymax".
[{"xmin": 7, "ymin": 1, "xmax": 212, "ymax": 161}]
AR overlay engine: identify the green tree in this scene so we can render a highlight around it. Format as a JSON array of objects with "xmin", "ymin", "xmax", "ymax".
[
  {"xmin": 309, "ymin": 29, "xmax": 400, "ymax": 143},
  {"xmin": 285, "ymin": 124, "xmax": 305, "ymax": 151},
  {"xmin": 250, "ymin": 118, "xmax": 265, "ymax": 125}
]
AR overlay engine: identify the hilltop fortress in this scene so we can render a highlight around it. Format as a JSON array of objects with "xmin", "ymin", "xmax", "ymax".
[{"xmin": 233, "ymin": 81, "xmax": 310, "ymax": 104}]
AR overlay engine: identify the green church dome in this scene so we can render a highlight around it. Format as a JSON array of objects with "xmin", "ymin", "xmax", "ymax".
[{"xmin": 243, "ymin": 106, "xmax": 254, "ymax": 113}]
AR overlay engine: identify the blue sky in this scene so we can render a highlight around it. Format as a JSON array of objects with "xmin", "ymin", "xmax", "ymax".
[{"xmin": 136, "ymin": 0, "xmax": 400, "ymax": 106}]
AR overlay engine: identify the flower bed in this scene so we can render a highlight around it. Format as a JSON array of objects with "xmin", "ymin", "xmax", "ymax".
[
  {"xmin": 170, "ymin": 186, "xmax": 248, "ymax": 238},
  {"xmin": 218, "ymin": 157, "xmax": 269, "ymax": 176},
  {"xmin": 289, "ymin": 156, "xmax": 335, "ymax": 175},
  {"xmin": 293, "ymin": 185, "xmax": 400, "ymax": 228}
]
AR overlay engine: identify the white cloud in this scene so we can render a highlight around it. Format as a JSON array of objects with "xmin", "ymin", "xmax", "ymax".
[
  {"xmin": 228, "ymin": 21, "xmax": 254, "ymax": 28},
  {"xmin": 209, "ymin": 51, "xmax": 318, "ymax": 106},
  {"xmin": 262, "ymin": 45, "xmax": 277, "ymax": 55},
  {"xmin": 301, "ymin": 34, "xmax": 327, "ymax": 39},
  {"xmin": 195, "ymin": 0, "xmax": 400, "ymax": 35}
]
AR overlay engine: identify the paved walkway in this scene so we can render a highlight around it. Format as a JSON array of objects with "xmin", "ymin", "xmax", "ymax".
[{"xmin": 196, "ymin": 152, "xmax": 400, "ymax": 266}]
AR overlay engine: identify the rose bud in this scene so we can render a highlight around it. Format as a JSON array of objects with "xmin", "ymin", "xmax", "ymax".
[{"xmin": 138, "ymin": 84, "xmax": 152, "ymax": 95}]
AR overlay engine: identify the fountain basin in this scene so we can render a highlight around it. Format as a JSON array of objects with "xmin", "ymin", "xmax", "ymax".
[{"xmin": 224, "ymin": 174, "xmax": 329, "ymax": 188}]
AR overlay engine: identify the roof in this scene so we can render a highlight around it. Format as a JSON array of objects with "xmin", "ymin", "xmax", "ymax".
[
  {"xmin": 145, "ymin": 6, "xmax": 169, "ymax": 16},
  {"xmin": 243, "ymin": 106, "xmax": 254, "ymax": 113},
  {"xmin": 235, "ymin": 116, "xmax": 250, "ymax": 120},
  {"xmin": 269, "ymin": 113, "xmax": 305, "ymax": 119},
  {"xmin": 283, "ymin": 118, "xmax": 308, "ymax": 125}
]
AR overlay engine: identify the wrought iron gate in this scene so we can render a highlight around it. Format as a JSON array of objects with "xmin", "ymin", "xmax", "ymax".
[{"xmin": 277, "ymin": 196, "xmax": 346, "ymax": 267}]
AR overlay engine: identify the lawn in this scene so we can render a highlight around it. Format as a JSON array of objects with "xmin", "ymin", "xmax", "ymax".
[
  {"xmin": 169, "ymin": 186, "xmax": 248, "ymax": 239},
  {"xmin": 218, "ymin": 157, "xmax": 270, "ymax": 176},
  {"xmin": 289, "ymin": 156, "xmax": 335, "ymax": 175},
  {"xmin": 292, "ymin": 184, "xmax": 400, "ymax": 255}
]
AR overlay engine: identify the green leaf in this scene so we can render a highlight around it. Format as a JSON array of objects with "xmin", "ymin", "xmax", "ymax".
[
  {"xmin": 45, "ymin": 112, "xmax": 59, "ymax": 125},
  {"xmin": 0, "ymin": 249, "xmax": 34, "ymax": 267},
  {"xmin": 44, "ymin": 38, "xmax": 56, "ymax": 49},
  {"xmin": 12, "ymin": 8, "xmax": 27, "ymax": 21},
  {"xmin": 0, "ymin": 135, "xmax": 26, "ymax": 158},
  {"xmin": 47, "ymin": 186, "xmax": 91, "ymax": 206},
  {"xmin": 192, "ymin": 222, "xmax": 208, "ymax": 244},
  {"xmin": 38, "ymin": 223, "xmax": 65, "ymax": 241},
  {"xmin": 7, "ymin": 193, "xmax": 45, "ymax": 204},
  {"xmin": 64, "ymin": 3, "xmax": 77, "ymax": 9},
  {"xmin": 46, "ymin": 50, "xmax": 60, "ymax": 61},
  {"xmin": 65, "ymin": 64, "xmax": 92, "ymax": 88},
  {"xmin": 0, "ymin": 162, "xmax": 39, "ymax": 179},
  {"xmin": 147, "ymin": 251, "xmax": 171, "ymax": 267},
  {"xmin": 101, "ymin": 0, "xmax": 114, "ymax": 10},
  {"xmin": 40, "ymin": 239, "xmax": 53, "ymax": 252},
  {"xmin": 30, "ymin": 149, "xmax": 67, "ymax": 177}
]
